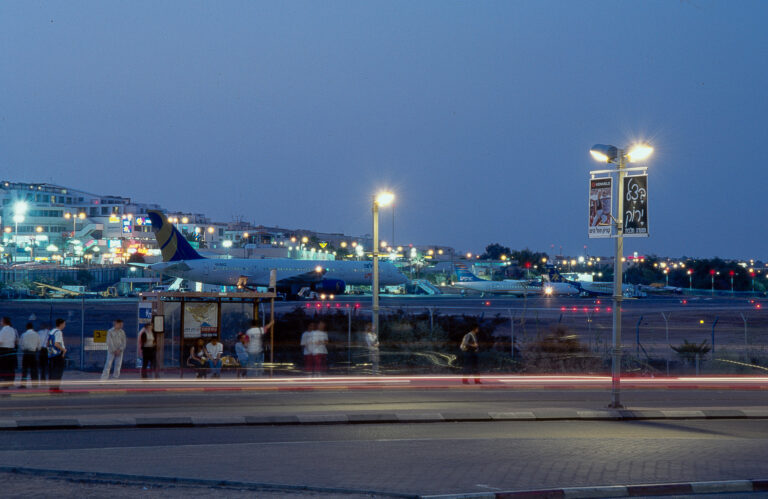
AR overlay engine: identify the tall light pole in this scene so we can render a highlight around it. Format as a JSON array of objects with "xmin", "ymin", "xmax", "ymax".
[
  {"xmin": 590, "ymin": 142, "xmax": 653, "ymax": 408},
  {"xmin": 372, "ymin": 191, "xmax": 394, "ymax": 362}
]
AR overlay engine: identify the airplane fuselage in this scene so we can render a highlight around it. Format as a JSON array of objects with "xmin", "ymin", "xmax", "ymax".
[{"xmin": 149, "ymin": 257, "xmax": 407, "ymax": 289}]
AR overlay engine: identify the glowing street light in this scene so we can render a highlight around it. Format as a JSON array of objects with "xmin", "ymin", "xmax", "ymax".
[
  {"xmin": 589, "ymin": 141, "xmax": 653, "ymax": 409},
  {"xmin": 372, "ymin": 190, "xmax": 395, "ymax": 370}
]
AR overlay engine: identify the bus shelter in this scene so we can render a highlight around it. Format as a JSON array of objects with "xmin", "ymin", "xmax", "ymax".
[{"xmin": 138, "ymin": 290, "xmax": 277, "ymax": 376}]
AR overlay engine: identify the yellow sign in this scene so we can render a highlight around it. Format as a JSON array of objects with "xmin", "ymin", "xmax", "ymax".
[
  {"xmin": 319, "ymin": 242, "xmax": 328, "ymax": 248},
  {"xmin": 93, "ymin": 330, "xmax": 107, "ymax": 343}
]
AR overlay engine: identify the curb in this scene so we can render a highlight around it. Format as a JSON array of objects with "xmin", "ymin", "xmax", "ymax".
[
  {"xmin": 2, "ymin": 466, "xmax": 766, "ymax": 498},
  {"xmin": 0, "ymin": 465, "xmax": 416, "ymax": 498},
  {"xmin": 1, "ymin": 408, "xmax": 766, "ymax": 431},
  {"xmin": 420, "ymin": 478, "xmax": 768, "ymax": 498}
]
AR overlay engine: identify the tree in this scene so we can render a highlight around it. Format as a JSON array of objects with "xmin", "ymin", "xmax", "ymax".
[{"xmin": 480, "ymin": 243, "xmax": 511, "ymax": 260}]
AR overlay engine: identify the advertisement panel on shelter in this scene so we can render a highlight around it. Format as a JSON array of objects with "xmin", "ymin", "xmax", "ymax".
[
  {"xmin": 623, "ymin": 174, "xmax": 649, "ymax": 237},
  {"xmin": 183, "ymin": 303, "xmax": 219, "ymax": 339},
  {"xmin": 588, "ymin": 177, "xmax": 613, "ymax": 238}
]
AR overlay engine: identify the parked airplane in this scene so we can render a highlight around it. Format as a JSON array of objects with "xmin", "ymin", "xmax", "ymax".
[
  {"xmin": 453, "ymin": 265, "xmax": 534, "ymax": 296},
  {"xmin": 546, "ymin": 267, "xmax": 639, "ymax": 297},
  {"xmin": 453, "ymin": 265, "xmax": 578, "ymax": 296},
  {"xmin": 145, "ymin": 211, "xmax": 408, "ymax": 295}
]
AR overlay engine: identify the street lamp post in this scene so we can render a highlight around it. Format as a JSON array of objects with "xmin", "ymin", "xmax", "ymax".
[
  {"xmin": 688, "ymin": 269, "xmax": 693, "ymax": 290},
  {"xmin": 729, "ymin": 270, "xmax": 735, "ymax": 294},
  {"xmin": 372, "ymin": 191, "xmax": 394, "ymax": 369},
  {"xmin": 710, "ymin": 269, "xmax": 716, "ymax": 294},
  {"xmin": 589, "ymin": 142, "xmax": 652, "ymax": 408}
]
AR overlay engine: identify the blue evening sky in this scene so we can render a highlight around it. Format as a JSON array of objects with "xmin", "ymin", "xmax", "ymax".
[{"xmin": 1, "ymin": 1, "xmax": 766, "ymax": 259}]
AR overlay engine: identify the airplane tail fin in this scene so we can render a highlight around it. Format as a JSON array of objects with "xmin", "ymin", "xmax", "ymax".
[
  {"xmin": 454, "ymin": 263, "xmax": 483, "ymax": 282},
  {"xmin": 546, "ymin": 265, "xmax": 566, "ymax": 283},
  {"xmin": 147, "ymin": 210, "xmax": 205, "ymax": 262}
]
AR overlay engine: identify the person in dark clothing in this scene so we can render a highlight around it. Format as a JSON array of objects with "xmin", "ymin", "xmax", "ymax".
[
  {"xmin": 139, "ymin": 323, "xmax": 157, "ymax": 379},
  {"xmin": 460, "ymin": 325, "xmax": 481, "ymax": 385}
]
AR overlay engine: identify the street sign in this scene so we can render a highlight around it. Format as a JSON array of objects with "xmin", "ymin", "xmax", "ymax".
[
  {"xmin": 588, "ymin": 177, "xmax": 613, "ymax": 238},
  {"xmin": 623, "ymin": 174, "xmax": 649, "ymax": 237},
  {"xmin": 93, "ymin": 329, "xmax": 107, "ymax": 343}
]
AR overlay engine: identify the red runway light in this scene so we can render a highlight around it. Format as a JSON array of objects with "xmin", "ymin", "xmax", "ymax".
[
  {"xmin": 354, "ymin": 303, "xmax": 360, "ymax": 309},
  {"xmin": 594, "ymin": 307, "xmax": 600, "ymax": 312},
  {"xmin": 757, "ymin": 304, "xmax": 762, "ymax": 309},
  {"xmin": 607, "ymin": 307, "xmax": 612, "ymax": 312},
  {"xmin": 561, "ymin": 306, "xmax": 566, "ymax": 311},
  {"xmin": 485, "ymin": 301, "xmax": 491, "ymax": 306},
  {"xmin": 571, "ymin": 307, "xmax": 577, "ymax": 312}
]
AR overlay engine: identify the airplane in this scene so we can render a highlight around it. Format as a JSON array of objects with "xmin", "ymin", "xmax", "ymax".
[
  {"xmin": 453, "ymin": 265, "xmax": 534, "ymax": 296},
  {"xmin": 546, "ymin": 266, "xmax": 640, "ymax": 297},
  {"xmin": 144, "ymin": 211, "xmax": 408, "ymax": 296},
  {"xmin": 452, "ymin": 265, "xmax": 579, "ymax": 296}
]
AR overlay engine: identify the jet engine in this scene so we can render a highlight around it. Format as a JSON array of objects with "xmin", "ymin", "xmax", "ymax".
[{"xmin": 313, "ymin": 279, "xmax": 346, "ymax": 294}]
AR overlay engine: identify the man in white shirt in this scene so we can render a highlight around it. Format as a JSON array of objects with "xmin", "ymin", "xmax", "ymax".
[
  {"xmin": 48, "ymin": 318, "xmax": 67, "ymax": 393},
  {"xmin": 19, "ymin": 322, "xmax": 40, "ymax": 387},
  {"xmin": 0, "ymin": 317, "xmax": 18, "ymax": 388},
  {"xmin": 101, "ymin": 319, "xmax": 127, "ymax": 381},
  {"xmin": 300, "ymin": 322, "xmax": 316, "ymax": 375},
  {"xmin": 245, "ymin": 319, "xmax": 274, "ymax": 376},
  {"xmin": 309, "ymin": 321, "xmax": 329, "ymax": 376},
  {"xmin": 205, "ymin": 338, "xmax": 223, "ymax": 378}
]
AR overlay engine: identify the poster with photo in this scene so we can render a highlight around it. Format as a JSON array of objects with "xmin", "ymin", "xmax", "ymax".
[{"xmin": 588, "ymin": 177, "xmax": 612, "ymax": 238}]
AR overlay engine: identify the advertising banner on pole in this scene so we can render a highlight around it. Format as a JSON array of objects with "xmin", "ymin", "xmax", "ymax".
[
  {"xmin": 588, "ymin": 177, "xmax": 613, "ymax": 238},
  {"xmin": 623, "ymin": 174, "xmax": 649, "ymax": 237}
]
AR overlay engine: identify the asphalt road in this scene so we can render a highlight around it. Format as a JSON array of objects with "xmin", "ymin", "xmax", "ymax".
[
  {"xmin": 2, "ymin": 386, "xmax": 767, "ymax": 420},
  {"xmin": 1, "ymin": 419, "xmax": 766, "ymax": 496}
]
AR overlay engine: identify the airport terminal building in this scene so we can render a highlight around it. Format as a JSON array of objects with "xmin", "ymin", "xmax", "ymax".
[{"xmin": 0, "ymin": 180, "xmax": 373, "ymax": 265}]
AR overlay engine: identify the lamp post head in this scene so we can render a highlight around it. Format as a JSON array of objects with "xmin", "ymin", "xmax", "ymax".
[
  {"xmin": 627, "ymin": 143, "xmax": 654, "ymax": 162},
  {"xmin": 375, "ymin": 191, "xmax": 395, "ymax": 207},
  {"xmin": 589, "ymin": 144, "xmax": 619, "ymax": 163}
]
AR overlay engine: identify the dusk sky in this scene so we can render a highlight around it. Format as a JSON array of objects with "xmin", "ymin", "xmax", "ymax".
[{"xmin": 2, "ymin": 1, "xmax": 767, "ymax": 259}]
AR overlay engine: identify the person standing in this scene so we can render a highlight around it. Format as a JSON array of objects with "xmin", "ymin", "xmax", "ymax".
[
  {"xmin": 460, "ymin": 325, "xmax": 481, "ymax": 385},
  {"xmin": 205, "ymin": 337, "xmax": 223, "ymax": 378},
  {"xmin": 300, "ymin": 322, "xmax": 316, "ymax": 375},
  {"xmin": 47, "ymin": 318, "xmax": 67, "ymax": 393},
  {"xmin": 139, "ymin": 323, "xmax": 157, "ymax": 379},
  {"xmin": 0, "ymin": 317, "xmax": 19, "ymax": 388},
  {"xmin": 19, "ymin": 322, "xmax": 40, "ymax": 388},
  {"xmin": 101, "ymin": 319, "xmax": 126, "ymax": 381},
  {"xmin": 37, "ymin": 323, "xmax": 50, "ymax": 383},
  {"xmin": 245, "ymin": 318, "xmax": 273, "ymax": 377},
  {"xmin": 363, "ymin": 323, "xmax": 380, "ymax": 375},
  {"xmin": 311, "ymin": 321, "xmax": 329, "ymax": 375}
]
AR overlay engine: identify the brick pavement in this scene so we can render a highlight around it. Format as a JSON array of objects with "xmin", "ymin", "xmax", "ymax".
[{"xmin": 0, "ymin": 422, "xmax": 766, "ymax": 495}]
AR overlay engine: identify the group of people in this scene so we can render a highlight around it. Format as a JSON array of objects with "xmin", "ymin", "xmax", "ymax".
[
  {"xmin": 0, "ymin": 317, "xmax": 68, "ymax": 392},
  {"xmin": 187, "ymin": 319, "xmax": 275, "ymax": 378}
]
